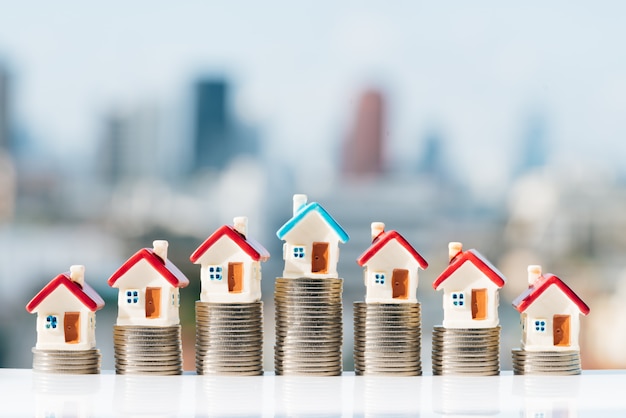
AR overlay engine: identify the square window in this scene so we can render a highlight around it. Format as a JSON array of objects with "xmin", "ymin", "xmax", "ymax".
[
  {"xmin": 126, "ymin": 290, "xmax": 140, "ymax": 304},
  {"xmin": 373, "ymin": 273, "xmax": 386, "ymax": 284},
  {"xmin": 451, "ymin": 292, "xmax": 465, "ymax": 307},
  {"xmin": 534, "ymin": 319, "xmax": 547, "ymax": 332},
  {"xmin": 208, "ymin": 265, "xmax": 223, "ymax": 280},
  {"xmin": 293, "ymin": 246, "xmax": 305, "ymax": 259},
  {"xmin": 45, "ymin": 315, "xmax": 58, "ymax": 329}
]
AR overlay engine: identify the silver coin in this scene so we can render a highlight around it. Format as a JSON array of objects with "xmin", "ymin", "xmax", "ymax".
[
  {"xmin": 115, "ymin": 369, "xmax": 182, "ymax": 375},
  {"xmin": 197, "ymin": 365, "xmax": 263, "ymax": 372},
  {"xmin": 275, "ymin": 371, "xmax": 342, "ymax": 377},
  {"xmin": 114, "ymin": 326, "xmax": 181, "ymax": 334},
  {"xmin": 354, "ymin": 333, "xmax": 421, "ymax": 340}
]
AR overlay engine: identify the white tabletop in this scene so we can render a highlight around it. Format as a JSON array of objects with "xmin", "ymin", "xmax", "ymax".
[{"xmin": 0, "ymin": 369, "xmax": 624, "ymax": 417}]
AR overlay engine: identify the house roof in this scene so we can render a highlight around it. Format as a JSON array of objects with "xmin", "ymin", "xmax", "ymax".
[
  {"xmin": 190, "ymin": 225, "xmax": 270, "ymax": 264},
  {"xmin": 26, "ymin": 273, "xmax": 105, "ymax": 313},
  {"xmin": 276, "ymin": 201, "xmax": 349, "ymax": 243},
  {"xmin": 357, "ymin": 230, "xmax": 428, "ymax": 269},
  {"xmin": 107, "ymin": 248, "xmax": 189, "ymax": 288},
  {"xmin": 512, "ymin": 273, "xmax": 590, "ymax": 315},
  {"xmin": 432, "ymin": 248, "xmax": 506, "ymax": 290}
]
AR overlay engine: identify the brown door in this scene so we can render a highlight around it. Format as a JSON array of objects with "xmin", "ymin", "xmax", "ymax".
[
  {"xmin": 145, "ymin": 287, "xmax": 161, "ymax": 319},
  {"xmin": 391, "ymin": 269, "xmax": 409, "ymax": 299},
  {"xmin": 471, "ymin": 289, "xmax": 487, "ymax": 320},
  {"xmin": 228, "ymin": 262, "xmax": 244, "ymax": 293},
  {"xmin": 64, "ymin": 312, "xmax": 80, "ymax": 344},
  {"xmin": 553, "ymin": 315, "xmax": 571, "ymax": 347},
  {"xmin": 312, "ymin": 242, "xmax": 329, "ymax": 273}
]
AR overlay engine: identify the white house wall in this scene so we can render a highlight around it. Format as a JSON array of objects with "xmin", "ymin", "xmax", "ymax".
[
  {"xmin": 363, "ymin": 240, "xmax": 420, "ymax": 303},
  {"xmin": 439, "ymin": 262, "xmax": 501, "ymax": 328},
  {"xmin": 521, "ymin": 285, "xmax": 582, "ymax": 351},
  {"xmin": 113, "ymin": 258, "xmax": 180, "ymax": 326},
  {"xmin": 281, "ymin": 212, "xmax": 341, "ymax": 279},
  {"xmin": 196, "ymin": 236, "xmax": 261, "ymax": 303},
  {"xmin": 31, "ymin": 286, "xmax": 96, "ymax": 351}
]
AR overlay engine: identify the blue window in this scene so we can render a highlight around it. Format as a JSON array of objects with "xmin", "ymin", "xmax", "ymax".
[
  {"xmin": 293, "ymin": 247, "xmax": 305, "ymax": 259},
  {"xmin": 45, "ymin": 315, "xmax": 58, "ymax": 329},
  {"xmin": 534, "ymin": 319, "xmax": 546, "ymax": 332},
  {"xmin": 451, "ymin": 292, "xmax": 465, "ymax": 307},
  {"xmin": 126, "ymin": 290, "xmax": 139, "ymax": 304},
  {"xmin": 209, "ymin": 266, "xmax": 223, "ymax": 280},
  {"xmin": 374, "ymin": 273, "xmax": 385, "ymax": 284}
]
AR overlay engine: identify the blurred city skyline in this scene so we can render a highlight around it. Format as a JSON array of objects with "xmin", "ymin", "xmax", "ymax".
[{"xmin": 2, "ymin": 2, "xmax": 626, "ymax": 196}]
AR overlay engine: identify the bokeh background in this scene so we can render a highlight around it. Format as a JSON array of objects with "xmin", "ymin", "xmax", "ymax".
[{"xmin": 0, "ymin": 1, "xmax": 624, "ymax": 371}]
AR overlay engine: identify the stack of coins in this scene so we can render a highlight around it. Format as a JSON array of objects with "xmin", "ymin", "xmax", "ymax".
[
  {"xmin": 113, "ymin": 325, "xmax": 182, "ymax": 375},
  {"xmin": 511, "ymin": 348, "xmax": 581, "ymax": 375},
  {"xmin": 274, "ymin": 277, "xmax": 343, "ymax": 376},
  {"xmin": 195, "ymin": 301, "xmax": 263, "ymax": 375},
  {"xmin": 353, "ymin": 302, "xmax": 422, "ymax": 376},
  {"xmin": 431, "ymin": 326, "xmax": 500, "ymax": 376},
  {"xmin": 32, "ymin": 348, "xmax": 101, "ymax": 374}
]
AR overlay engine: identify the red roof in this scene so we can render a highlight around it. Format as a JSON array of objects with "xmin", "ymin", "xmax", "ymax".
[
  {"xmin": 432, "ymin": 248, "xmax": 506, "ymax": 290},
  {"xmin": 512, "ymin": 273, "xmax": 590, "ymax": 315},
  {"xmin": 108, "ymin": 248, "xmax": 189, "ymax": 288},
  {"xmin": 26, "ymin": 273, "xmax": 105, "ymax": 313},
  {"xmin": 357, "ymin": 230, "xmax": 428, "ymax": 269},
  {"xmin": 190, "ymin": 225, "xmax": 270, "ymax": 264}
]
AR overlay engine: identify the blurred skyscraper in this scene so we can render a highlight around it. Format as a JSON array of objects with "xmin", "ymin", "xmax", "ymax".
[
  {"xmin": 417, "ymin": 130, "xmax": 449, "ymax": 183},
  {"xmin": 515, "ymin": 112, "xmax": 548, "ymax": 177},
  {"xmin": 100, "ymin": 113, "xmax": 124, "ymax": 185},
  {"xmin": 99, "ymin": 105, "xmax": 161, "ymax": 184},
  {"xmin": 341, "ymin": 89, "xmax": 385, "ymax": 177},
  {"xmin": 192, "ymin": 78, "xmax": 259, "ymax": 173},
  {"xmin": 0, "ymin": 63, "xmax": 15, "ymax": 221},
  {"xmin": 0, "ymin": 64, "xmax": 10, "ymax": 152}
]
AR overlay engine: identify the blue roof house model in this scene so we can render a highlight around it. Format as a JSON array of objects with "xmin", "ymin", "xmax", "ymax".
[{"xmin": 277, "ymin": 194, "xmax": 349, "ymax": 279}]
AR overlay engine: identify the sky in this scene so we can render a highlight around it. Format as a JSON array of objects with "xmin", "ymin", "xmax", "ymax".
[{"xmin": 1, "ymin": 1, "xmax": 626, "ymax": 194}]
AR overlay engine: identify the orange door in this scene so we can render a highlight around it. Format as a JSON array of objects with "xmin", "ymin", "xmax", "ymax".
[
  {"xmin": 553, "ymin": 315, "xmax": 571, "ymax": 346},
  {"xmin": 312, "ymin": 242, "xmax": 329, "ymax": 274},
  {"xmin": 471, "ymin": 289, "xmax": 487, "ymax": 320},
  {"xmin": 391, "ymin": 269, "xmax": 409, "ymax": 299},
  {"xmin": 228, "ymin": 262, "xmax": 244, "ymax": 293},
  {"xmin": 64, "ymin": 312, "xmax": 80, "ymax": 344},
  {"xmin": 145, "ymin": 288, "xmax": 161, "ymax": 319}
]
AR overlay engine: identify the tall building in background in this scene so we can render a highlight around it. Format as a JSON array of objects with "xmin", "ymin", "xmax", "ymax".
[
  {"xmin": 0, "ymin": 63, "xmax": 15, "ymax": 221},
  {"xmin": 515, "ymin": 112, "xmax": 548, "ymax": 177},
  {"xmin": 418, "ymin": 131, "xmax": 445, "ymax": 178},
  {"xmin": 193, "ymin": 79, "xmax": 232, "ymax": 172},
  {"xmin": 99, "ymin": 113, "xmax": 125, "ymax": 185},
  {"xmin": 341, "ymin": 89, "xmax": 385, "ymax": 177},
  {"xmin": 99, "ymin": 105, "xmax": 161, "ymax": 184},
  {"xmin": 0, "ymin": 64, "xmax": 10, "ymax": 152},
  {"xmin": 192, "ymin": 78, "xmax": 259, "ymax": 173}
]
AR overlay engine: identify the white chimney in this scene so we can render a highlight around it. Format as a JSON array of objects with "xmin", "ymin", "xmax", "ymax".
[
  {"xmin": 69, "ymin": 265, "xmax": 85, "ymax": 287},
  {"xmin": 371, "ymin": 222, "xmax": 385, "ymax": 241},
  {"xmin": 153, "ymin": 240, "xmax": 169, "ymax": 261},
  {"xmin": 233, "ymin": 216, "xmax": 248, "ymax": 237},
  {"xmin": 293, "ymin": 194, "xmax": 308, "ymax": 215},
  {"xmin": 528, "ymin": 265, "xmax": 542, "ymax": 286},
  {"xmin": 448, "ymin": 242, "xmax": 463, "ymax": 261}
]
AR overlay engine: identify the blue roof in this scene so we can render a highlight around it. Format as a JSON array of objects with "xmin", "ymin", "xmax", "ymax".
[{"xmin": 276, "ymin": 202, "xmax": 349, "ymax": 243}]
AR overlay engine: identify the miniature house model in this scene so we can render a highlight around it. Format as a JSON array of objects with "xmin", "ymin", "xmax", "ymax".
[
  {"xmin": 26, "ymin": 265, "xmax": 105, "ymax": 351},
  {"xmin": 512, "ymin": 265, "xmax": 590, "ymax": 351},
  {"xmin": 108, "ymin": 240, "xmax": 189, "ymax": 327},
  {"xmin": 190, "ymin": 216, "xmax": 270, "ymax": 303},
  {"xmin": 432, "ymin": 242, "xmax": 506, "ymax": 329},
  {"xmin": 357, "ymin": 222, "xmax": 428, "ymax": 303},
  {"xmin": 276, "ymin": 194, "xmax": 349, "ymax": 279}
]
